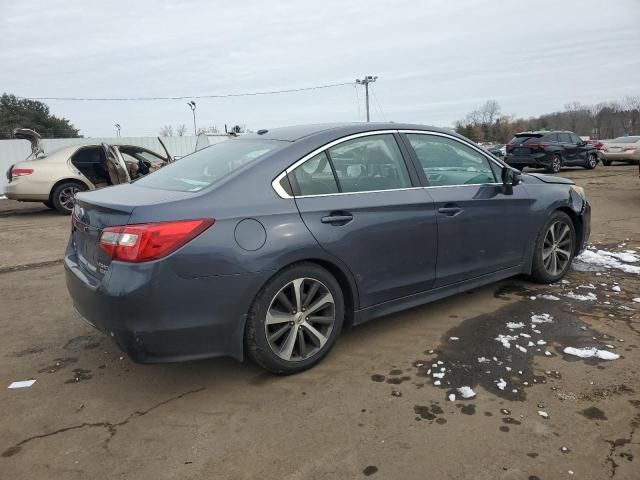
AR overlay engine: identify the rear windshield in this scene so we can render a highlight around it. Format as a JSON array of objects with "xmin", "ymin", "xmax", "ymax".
[
  {"xmin": 134, "ymin": 139, "xmax": 284, "ymax": 192},
  {"xmin": 509, "ymin": 134, "xmax": 542, "ymax": 144},
  {"xmin": 611, "ymin": 136, "xmax": 640, "ymax": 143}
]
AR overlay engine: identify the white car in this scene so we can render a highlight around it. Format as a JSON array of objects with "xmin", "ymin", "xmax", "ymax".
[
  {"xmin": 5, "ymin": 129, "xmax": 172, "ymax": 213},
  {"xmin": 601, "ymin": 136, "xmax": 640, "ymax": 166}
]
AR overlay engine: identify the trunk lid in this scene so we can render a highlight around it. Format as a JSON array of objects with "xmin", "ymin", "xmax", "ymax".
[{"xmin": 13, "ymin": 128, "xmax": 45, "ymax": 159}]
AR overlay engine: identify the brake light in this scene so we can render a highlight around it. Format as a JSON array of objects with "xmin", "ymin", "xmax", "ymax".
[
  {"xmin": 99, "ymin": 219, "xmax": 214, "ymax": 263},
  {"xmin": 11, "ymin": 168, "xmax": 33, "ymax": 177},
  {"xmin": 526, "ymin": 143, "xmax": 549, "ymax": 148}
]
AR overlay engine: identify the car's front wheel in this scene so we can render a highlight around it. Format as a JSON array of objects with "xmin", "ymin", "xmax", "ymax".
[
  {"xmin": 245, "ymin": 263, "xmax": 344, "ymax": 374},
  {"xmin": 530, "ymin": 211, "xmax": 575, "ymax": 284},
  {"xmin": 51, "ymin": 181, "xmax": 86, "ymax": 214},
  {"xmin": 547, "ymin": 154, "xmax": 562, "ymax": 174},
  {"xmin": 585, "ymin": 153, "xmax": 598, "ymax": 169}
]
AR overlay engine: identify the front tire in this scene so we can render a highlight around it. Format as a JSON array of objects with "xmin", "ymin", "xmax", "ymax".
[
  {"xmin": 547, "ymin": 154, "xmax": 562, "ymax": 174},
  {"xmin": 530, "ymin": 211, "xmax": 575, "ymax": 284},
  {"xmin": 245, "ymin": 263, "xmax": 344, "ymax": 374},
  {"xmin": 585, "ymin": 153, "xmax": 597, "ymax": 170},
  {"xmin": 51, "ymin": 181, "xmax": 86, "ymax": 214}
]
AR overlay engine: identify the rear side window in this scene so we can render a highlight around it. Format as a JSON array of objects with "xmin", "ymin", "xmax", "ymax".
[
  {"xmin": 72, "ymin": 147, "xmax": 103, "ymax": 164},
  {"xmin": 327, "ymin": 134, "xmax": 411, "ymax": 193},
  {"xmin": 557, "ymin": 133, "xmax": 571, "ymax": 142},
  {"xmin": 406, "ymin": 134, "xmax": 496, "ymax": 186},
  {"xmin": 289, "ymin": 152, "xmax": 339, "ymax": 196},
  {"xmin": 543, "ymin": 133, "xmax": 558, "ymax": 142},
  {"xmin": 134, "ymin": 139, "xmax": 282, "ymax": 192}
]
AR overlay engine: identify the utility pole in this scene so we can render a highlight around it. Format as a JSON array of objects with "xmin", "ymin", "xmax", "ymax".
[
  {"xmin": 355, "ymin": 75, "xmax": 378, "ymax": 122},
  {"xmin": 187, "ymin": 101, "xmax": 197, "ymax": 135},
  {"xmin": 114, "ymin": 124, "xmax": 121, "ymax": 137}
]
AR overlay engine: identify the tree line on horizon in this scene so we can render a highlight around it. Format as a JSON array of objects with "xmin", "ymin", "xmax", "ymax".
[{"xmin": 455, "ymin": 96, "xmax": 640, "ymax": 144}]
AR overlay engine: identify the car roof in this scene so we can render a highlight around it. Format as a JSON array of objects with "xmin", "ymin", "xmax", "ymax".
[{"xmin": 243, "ymin": 122, "xmax": 456, "ymax": 142}]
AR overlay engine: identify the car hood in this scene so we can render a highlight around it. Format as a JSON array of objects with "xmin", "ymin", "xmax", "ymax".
[
  {"xmin": 525, "ymin": 173, "xmax": 574, "ymax": 185},
  {"xmin": 13, "ymin": 128, "xmax": 45, "ymax": 159}
]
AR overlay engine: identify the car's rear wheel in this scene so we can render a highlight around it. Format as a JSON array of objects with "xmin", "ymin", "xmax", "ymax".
[
  {"xmin": 43, "ymin": 201, "xmax": 54, "ymax": 209},
  {"xmin": 547, "ymin": 154, "xmax": 562, "ymax": 174},
  {"xmin": 585, "ymin": 153, "xmax": 597, "ymax": 169},
  {"xmin": 245, "ymin": 263, "xmax": 344, "ymax": 374},
  {"xmin": 530, "ymin": 211, "xmax": 575, "ymax": 284},
  {"xmin": 51, "ymin": 181, "xmax": 86, "ymax": 214},
  {"xmin": 602, "ymin": 159, "xmax": 612, "ymax": 166}
]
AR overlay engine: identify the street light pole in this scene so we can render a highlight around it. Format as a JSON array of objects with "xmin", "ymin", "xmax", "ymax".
[
  {"xmin": 355, "ymin": 75, "xmax": 378, "ymax": 122},
  {"xmin": 114, "ymin": 124, "xmax": 121, "ymax": 137},
  {"xmin": 187, "ymin": 101, "xmax": 197, "ymax": 135}
]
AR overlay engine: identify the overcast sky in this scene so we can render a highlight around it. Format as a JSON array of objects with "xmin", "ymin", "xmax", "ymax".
[{"xmin": 2, "ymin": 0, "xmax": 639, "ymax": 137}]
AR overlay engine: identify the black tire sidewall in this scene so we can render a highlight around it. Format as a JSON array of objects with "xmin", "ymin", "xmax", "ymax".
[
  {"xmin": 246, "ymin": 263, "xmax": 345, "ymax": 374},
  {"xmin": 51, "ymin": 182, "xmax": 86, "ymax": 214},
  {"xmin": 530, "ymin": 211, "xmax": 575, "ymax": 284},
  {"xmin": 548, "ymin": 154, "xmax": 562, "ymax": 173}
]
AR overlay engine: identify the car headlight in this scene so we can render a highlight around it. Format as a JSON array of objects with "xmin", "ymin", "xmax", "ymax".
[{"xmin": 571, "ymin": 185, "xmax": 586, "ymax": 199}]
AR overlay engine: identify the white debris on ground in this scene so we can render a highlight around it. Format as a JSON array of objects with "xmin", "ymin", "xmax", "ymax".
[
  {"xmin": 8, "ymin": 380, "xmax": 36, "ymax": 389},
  {"xmin": 538, "ymin": 294, "xmax": 560, "ymax": 301},
  {"xmin": 496, "ymin": 334, "xmax": 518, "ymax": 348},
  {"xmin": 449, "ymin": 336, "xmax": 460, "ymax": 341},
  {"xmin": 575, "ymin": 249, "xmax": 640, "ymax": 274},
  {"xmin": 448, "ymin": 393, "xmax": 456, "ymax": 401},
  {"xmin": 612, "ymin": 286, "xmax": 621, "ymax": 292},
  {"xmin": 477, "ymin": 357, "xmax": 489, "ymax": 363},
  {"xmin": 496, "ymin": 378, "xmax": 507, "ymax": 390},
  {"xmin": 564, "ymin": 291, "xmax": 597, "ymax": 301},
  {"xmin": 538, "ymin": 410, "xmax": 549, "ymax": 419},
  {"xmin": 633, "ymin": 298, "xmax": 640, "ymax": 303},
  {"xmin": 457, "ymin": 386, "xmax": 476, "ymax": 399},
  {"xmin": 506, "ymin": 322, "xmax": 525, "ymax": 329},
  {"xmin": 516, "ymin": 345, "xmax": 527, "ymax": 353},
  {"xmin": 563, "ymin": 347, "xmax": 620, "ymax": 360},
  {"xmin": 531, "ymin": 313, "xmax": 554, "ymax": 324},
  {"xmin": 433, "ymin": 372, "xmax": 445, "ymax": 379}
]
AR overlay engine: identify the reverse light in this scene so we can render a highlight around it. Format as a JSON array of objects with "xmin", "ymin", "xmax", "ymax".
[
  {"xmin": 99, "ymin": 219, "xmax": 214, "ymax": 263},
  {"xmin": 11, "ymin": 168, "xmax": 33, "ymax": 177}
]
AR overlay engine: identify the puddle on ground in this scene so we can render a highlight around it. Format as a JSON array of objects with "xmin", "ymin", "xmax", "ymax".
[
  {"xmin": 580, "ymin": 406, "xmax": 608, "ymax": 420},
  {"xmin": 64, "ymin": 368, "xmax": 93, "ymax": 384},
  {"xmin": 9, "ymin": 346, "xmax": 46, "ymax": 358},
  {"xmin": 37, "ymin": 357, "xmax": 78, "ymax": 373}
]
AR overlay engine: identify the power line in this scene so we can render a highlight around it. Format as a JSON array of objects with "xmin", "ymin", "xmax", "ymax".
[
  {"xmin": 370, "ymin": 86, "xmax": 387, "ymax": 122},
  {"xmin": 353, "ymin": 83, "xmax": 361, "ymax": 121},
  {"xmin": 17, "ymin": 81, "xmax": 355, "ymax": 102}
]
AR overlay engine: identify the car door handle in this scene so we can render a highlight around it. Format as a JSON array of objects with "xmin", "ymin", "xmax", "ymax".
[
  {"xmin": 437, "ymin": 206, "xmax": 463, "ymax": 216},
  {"xmin": 321, "ymin": 213, "xmax": 353, "ymax": 224}
]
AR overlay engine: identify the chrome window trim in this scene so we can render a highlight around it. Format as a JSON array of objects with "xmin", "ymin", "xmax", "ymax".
[
  {"xmin": 271, "ymin": 129, "xmax": 507, "ymax": 199},
  {"xmin": 271, "ymin": 130, "xmax": 400, "ymax": 199}
]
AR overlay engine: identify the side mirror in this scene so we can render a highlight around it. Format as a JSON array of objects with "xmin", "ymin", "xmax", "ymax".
[{"xmin": 501, "ymin": 167, "xmax": 522, "ymax": 187}]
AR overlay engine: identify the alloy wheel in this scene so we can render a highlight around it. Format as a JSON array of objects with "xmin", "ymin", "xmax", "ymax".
[
  {"xmin": 542, "ymin": 221, "xmax": 573, "ymax": 276},
  {"xmin": 58, "ymin": 186, "xmax": 80, "ymax": 211},
  {"xmin": 588, "ymin": 154, "xmax": 597, "ymax": 168},
  {"xmin": 551, "ymin": 156, "xmax": 561, "ymax": 173},
  {"xmin": 265, "ymin": 277, "xmax": 335, "ymax": 362}
]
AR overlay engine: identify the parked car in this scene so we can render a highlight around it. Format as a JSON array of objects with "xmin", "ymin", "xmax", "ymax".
[
  {"xmin": 505, "ymin": 130, "xmax": 598, "ymax": 173},
  {"xmin": 600, "ymin": 136, "xmax": 640, "ymax": 166},
  {"xmin": 485, "ymin": 144, "xmax": 506, "ymax": 158},
  {"xmin": 4, "ymin": 128, "xmax": 172, "ymax": 214},
  {"xmin": 65, "ymin": 123, "xmax": 590, "ymax": 374}
]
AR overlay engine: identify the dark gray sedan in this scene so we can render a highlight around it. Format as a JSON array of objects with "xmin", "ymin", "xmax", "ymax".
[{"xmin": 65, "ymin": 123, "xmax": 591, "ymax": 374}]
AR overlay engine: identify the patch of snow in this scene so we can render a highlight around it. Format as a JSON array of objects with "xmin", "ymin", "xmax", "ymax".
[
  {"xmin": 537, "ymin": 339, "xmax": 547, "ymax": 345},
  {"xmin": 457, "ymin": 386, "xmax": 476, "ymax": 399},
  {"xmin": 496, "ymin": 378, "xmax": 507, "ymax": 390},
  {"xmin": 516, "ymin": 345, "xmax": 527, "ymax": 353},
  {"xmin": 578, "ymin": 284, "xmax": 596, "ymax": 289},
  {"xmin": 575, "ymin": 249, "xmax": 640, "ymax": 274},
  {"xmin": 477, "ymin": 357, "xmax": 489, "ymax": 363},
  {"xmin": 448, "ymin": 393, "xmax": 456, "ymax": 401},
  {"xmin": 612, "ymin": 286, "xmax": 621, "ymax": 292},
  {"xmin": 433, "ymin": 372, "xmax": 445, "ymax": 379},
  {"xmin": 506, "ymin": 322, "xmax": 525, "ymax": 330},
  {"xmin": 520, "ymin": 333, "xmax": 531, "ymax": 338},
  {"xmin": 563, "ymin": 347, "xmax": 620, "ymax": 360},
  {"xmin": 449, "ymin": 337, "xmax": 459, "ymax": 341},
  {"xmin": 544, "ymin": 351, "xmax": 552, "ymax": 356},
  {"xmin": 531, "ymin": 313, "xmax": 554, "ymax": 324},
  {"xmin": 538, "ymin": 294, "xmax": 560, "ymax": 301},
  {"xmin": 496, "ymin": 334, "xmax": 518, "ymax": 349},
  {"xmin": 529, "ymin": 296, "xmax": 537, "ymax": 300},
  {"xmin": 538, "ymin": 410, "xmax": 549, "ymax": 418},
  {"xmin": 565, "ymin": 291, "xmax": 597, "ymax": 301},
  {"xmin": 633, "ymin": 298, "xmax": 640, "ymax": 303},
  {"xmin": 433, "ymin": 380, "xmax": 441, "ymax": 386}
]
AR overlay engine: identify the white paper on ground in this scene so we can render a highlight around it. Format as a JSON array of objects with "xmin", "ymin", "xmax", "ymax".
[{"xmin": 8, "ymin": 380, "xmax": 36, "ymax": 389}]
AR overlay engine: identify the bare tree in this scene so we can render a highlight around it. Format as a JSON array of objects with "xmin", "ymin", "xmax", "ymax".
[
  {"xmin": 159, "ymin": 125, "xmax": 173, "ymax": 137},
  {"xmin": 176, "ymin": 124, "xmax": 187, "ymax": 136}
]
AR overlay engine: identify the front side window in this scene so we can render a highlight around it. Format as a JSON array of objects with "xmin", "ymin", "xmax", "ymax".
[
  {"xmin": 326, "ymin": 134, "xmax": 411, "ymax": 193},
  {"xmin": 406, "ymin": 134, "xmax": 496, "ymax": 187},
  {"xmin": 135, "ymin": 139, "xmax": 283, "ymax": 192},
  {"xmin": 570, "ymin": 133, "xmax": 582, "ymax": 144},
  {"xmin": 557, "ymin": 133, "xmax": 571, "ymax": 143}
]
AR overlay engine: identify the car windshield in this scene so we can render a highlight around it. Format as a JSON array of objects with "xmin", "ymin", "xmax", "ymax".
[
  {"xmin": 611, "ymin": 136, "xmax": 640, "ymax": 143},
  {"xmin": 134, "ymin": 139, "xmax": 284, "ymax": 192}
]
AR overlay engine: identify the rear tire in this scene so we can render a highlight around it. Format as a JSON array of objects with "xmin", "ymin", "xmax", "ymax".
[
  {"xmin": 547, "ymin": 154, "xmax": 562, "ymax": 174},
  {"xmin": 530, "ymin": 211, "xmax": 575, "ymax": 284},
  {"xmin": 51, "ymin": 181, "xmax": 86, "ymax": 215},
  {"xmin": 245, "ymin": 263, "xmax": 344, "ymax": 374},
  {"xmin": 43, "ymin": 201, "xmax": 54, "ymax": 209},
  {"xmin": 602, "ymin": 159, "xmax": 612, "ymax": 166},
  {"xmin": 585, "ymin": 153, "xmax": 597, "ymax": 170}
]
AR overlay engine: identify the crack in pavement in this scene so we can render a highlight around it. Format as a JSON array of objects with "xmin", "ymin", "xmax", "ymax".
[
  {"xmin": 0, "ymin": 259, "xmax": 63, "ymax": 275},
  {"xmin": 1, "ymin": 387, "xmax": 205, "ymax": 458}
]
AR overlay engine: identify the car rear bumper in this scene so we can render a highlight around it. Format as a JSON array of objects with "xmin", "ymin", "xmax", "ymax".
[
  {"xmin": 64, "ymin": 246, "xmax": 274, "ymax": 363},
  {"xmin": 505, "ymin": 153, "xmax": 550, "ymax": 167},
  {"xmin": 4, "ymin": 182, "xmax": 49, "ymax": 201},
  {"xmin": 601, "ymin": 152, "xmax": 640, "ymax": 162}
]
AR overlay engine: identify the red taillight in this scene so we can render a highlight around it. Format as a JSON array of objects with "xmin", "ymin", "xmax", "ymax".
[
  {"xmin": 99, "ymin": 219, "xmax": 214, "ymax": 263},
  {"xmin": 526, "ymin": 143, "xmax": 549, "ymax": 148},
  {"xmin": 11, "ymin": 168, "xmax": 33, "ymax": 177}
]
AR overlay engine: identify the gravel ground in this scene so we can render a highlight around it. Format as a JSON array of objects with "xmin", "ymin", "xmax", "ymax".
[{"xmin": 1, "ymin": 164, "xmax": 639, "ymax": 480}]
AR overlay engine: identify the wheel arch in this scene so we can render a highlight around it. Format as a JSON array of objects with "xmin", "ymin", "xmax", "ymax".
[{"xmin": 555, "ymin": 206, "xmax": 583, "ymax": 254}]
